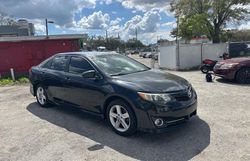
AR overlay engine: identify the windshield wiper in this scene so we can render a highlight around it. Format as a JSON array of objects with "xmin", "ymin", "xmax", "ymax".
[
  {"xmin": 111, "ymin": 69, "xmax": 150, "ymax": 76},
  {"xmin": 110, "ymin": 72, "xmax": 127, "ymax": 76}
]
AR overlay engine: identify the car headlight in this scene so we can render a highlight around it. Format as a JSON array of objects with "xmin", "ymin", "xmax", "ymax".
[
  {"xmin": 138, "ymin": 92, "xmax": 172, "ymax": 104},
  {"xmin": 220, "ymin": 63, "xmax": 238, "ymax": 69}
]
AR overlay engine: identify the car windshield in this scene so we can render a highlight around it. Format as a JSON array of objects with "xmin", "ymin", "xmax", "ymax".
[{"xmin": 92, "ymin": 54, "xmax": 150, "ymax": 76}]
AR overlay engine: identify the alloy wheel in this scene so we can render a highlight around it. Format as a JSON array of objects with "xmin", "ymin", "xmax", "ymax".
[
  {"xmin": 237, "ymin": 68, "xmax": 250, "ymax": 84},
  {"xmin": 36, "ymin": 87, "xmax": 46, "ymax": 105},
  {"xmin": 109, "ymin": 105, "xmax": 130, "ymax": 132}
]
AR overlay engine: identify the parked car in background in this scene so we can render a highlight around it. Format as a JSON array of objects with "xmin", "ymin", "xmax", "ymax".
[
  {"xmin": 154, "ymin": 53, "xmax": 159, "ymax": 61},
  {"xmin": 214, "ymin": 56, "xmax": 250, "ymax": 83},
  {"xmin": 144, "ymin": 52, "xmax": 152, "ymax": 58},
  {"xmin": 140, "ymin": 48, "xmax": 152, "ymax": 58},
  {"xmin": 131, "ymin": 50, "xmax": 139, "ymax": 55},
  {"xmin": 139, "ymin": 52, "xmax": 144, "ymax": 57},
  {"xmin": 125, "ymin": 50, "xmax": 131, "ymax": 56},
  {"xmin": 29, "ymin": 52, "xmax": 197, "ymax": 136}
]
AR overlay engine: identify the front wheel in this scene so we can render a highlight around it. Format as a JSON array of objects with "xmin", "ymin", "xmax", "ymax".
[
  {"xmin": 36, "ymin": 85, "xmax": 50, "ymax": 107},
  {"xmin": 236, "ymin": 68, "xmax": 250, "ymax": 84},
  {"xmin": 106, "ymin": 99, "xmax": 137, "ymax": 136},
  {"xmin": 200, "ymin": 66, "xmax": 209, "ymax": 74}
]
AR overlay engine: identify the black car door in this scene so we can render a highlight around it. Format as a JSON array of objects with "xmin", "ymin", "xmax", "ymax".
[
  {"xmin": 63, "ymin": 56, "xmax": 106, "ymax": 113},
  {"xmin": 41, "ymin": 55, "xmax": 69, "ymax": 102}
]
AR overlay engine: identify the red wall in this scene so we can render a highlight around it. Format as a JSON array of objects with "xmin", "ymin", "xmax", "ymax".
[{"xmin": 0, "ymin": 39, "xmax": 80, "ymax": 75}]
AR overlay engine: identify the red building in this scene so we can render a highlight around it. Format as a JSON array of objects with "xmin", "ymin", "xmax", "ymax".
[{"xmin": 0, "ymin": 34, "xmax": 85, "ymax": 76}]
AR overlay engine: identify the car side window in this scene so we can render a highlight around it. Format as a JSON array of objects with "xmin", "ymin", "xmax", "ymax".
[
  {"xmin": 51, "ymin": 56, "xmax": 68, "ymax": 71},
  {"xmin": 68, "ymin": 56, "xmax": 94, "ymax": 74}
]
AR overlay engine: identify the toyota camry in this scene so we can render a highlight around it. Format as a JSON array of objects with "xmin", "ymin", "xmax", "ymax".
[{"xmin": 29, "ymin": 52, "xmax": 197, "ymax": 136}]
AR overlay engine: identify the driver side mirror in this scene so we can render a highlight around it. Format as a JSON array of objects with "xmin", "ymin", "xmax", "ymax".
[{"xmin": 82, "ymin": 70, "xmax": 102, "ymax": 80}]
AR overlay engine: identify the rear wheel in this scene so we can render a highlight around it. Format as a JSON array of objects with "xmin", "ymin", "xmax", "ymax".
[
  {"xmin": 236, "ymin": 68, "xmax": 250, "ymax": 84},
  {"xmin": 106, "ymin": 99, "xmax": 137, "ymax": 136},
  {"xmin": 36, "ymin": 85, "xmax": 50, "ymax": 107}
]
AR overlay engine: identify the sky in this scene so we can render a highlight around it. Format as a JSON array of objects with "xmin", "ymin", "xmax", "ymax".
[{"xmin": 0, "ymin": 0, "xmax": 249, "ymax": 44}]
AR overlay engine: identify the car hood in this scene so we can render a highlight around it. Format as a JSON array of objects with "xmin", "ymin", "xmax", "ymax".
[
  {"xmin": 219, "ymin": 57, "xmax": 250, "ymax": 64},
  {"xmin": 113, "ymin": 69, "xmax": 190, "ymax": 93}
]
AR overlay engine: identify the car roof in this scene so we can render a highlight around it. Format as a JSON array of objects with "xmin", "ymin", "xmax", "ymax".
[{"xmin": 55, "ymin": 51, "xmax": 118, "ymax": 58}]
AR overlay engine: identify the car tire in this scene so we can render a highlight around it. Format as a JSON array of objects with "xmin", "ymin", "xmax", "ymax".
[
  {"xmin": 36, "ymin": 85, "xmax": 50, "ymax": 107},
  {"xmin": 106, "ymin": 99, "xmax": 137, "ymax": 136},
  {"xmin": 236, "ymin": 68, "xmax": 250, "ymax": 84}
]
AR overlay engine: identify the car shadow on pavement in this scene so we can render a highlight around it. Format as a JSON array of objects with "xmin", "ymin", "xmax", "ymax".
[
  {"xmin": 215, "ymin": 78, "xmax": 250, "ymax": 86},
  {"xmin": 27, "ymin": 102, "xmax": 210, "ymax": 161}
]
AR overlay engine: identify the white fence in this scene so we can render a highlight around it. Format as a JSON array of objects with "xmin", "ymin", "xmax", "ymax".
[
  {"xmin": 159, "ymin": 43, "xmax": 228, "ymax": 70},
  {"xmin": 159, "ymin": 45, "xmax": 177, "ymax": 69}
]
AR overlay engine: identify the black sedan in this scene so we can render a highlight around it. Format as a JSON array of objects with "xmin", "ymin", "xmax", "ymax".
[{"xmin": 29, "ymin": 52, "xmax": 197, "ymax": 136}]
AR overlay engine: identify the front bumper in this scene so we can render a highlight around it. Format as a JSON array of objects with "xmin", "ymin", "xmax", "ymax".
[
  {"xmin": 30, "ymin": 83, "xmax": 35, "ymax": 96},
  {"xmin": 140, "ymin": 101, "xmax": 197, "ymax": 133},
  {"xmin": 133, "ymin": 91, "xmax": 198, "ymax": 133},
  {"xmin": 213, "ymin": 68, "xmax": 236, "ymax": 80}
]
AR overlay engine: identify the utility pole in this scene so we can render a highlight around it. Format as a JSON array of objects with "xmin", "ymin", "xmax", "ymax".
[
  {"xmin": 135, "ymin": 28, "xmax": 138, "ymax": 41},
  {"xmin": 45, "ymin": 18, "xmax": 54, "ymax": 38},
  {"xmin": 176, "ymin": 16, "xmax": 179, "ymax": 43},
  {"xmin": 135, "ymin": 28, "xmax": 138, "ymax": 51},
  {"xmin": 106, "ymin": 29, "xmax": 108, "ymax": 49},
  {"xmin": 176, "ymin": 14, "xmax": 180, "ymax": 70},
  {"xmin": 117, "ymin": 32, "xmax": 121, "ymax": 53},
  {"xmin": 45, "ymin": 19, "xmax": 48, "ymax": 37}
]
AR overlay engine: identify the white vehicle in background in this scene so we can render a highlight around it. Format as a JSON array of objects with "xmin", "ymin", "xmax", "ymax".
[
  {"xmin": 140, "ymin": 48, "xmax": 152, "ymax": 58},
  {"xmin": 97, "ymin": 46, "xmax": 106, "ymax": 51}
]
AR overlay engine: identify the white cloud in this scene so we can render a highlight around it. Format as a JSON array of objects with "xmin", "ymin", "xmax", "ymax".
[
  {"xmin": 106, "ymin": 11, "xmax": 162, "ymax": 40},
  {"xmin": 107, "ymin": 0, "xmax": 112, "ymax": 5},
  {"xmin": 116, "ymin": 0, "xmax": 172, "ymax": 15},
  {"xmin": 110, "ymin": 17, "xmax": 122, "ymax": 26},
  {"xmin": 0, "ymin": 0, "xmax": 174, "ymax": 43},
  {"xmin": 0, "ymin": 0, "xmax": 96, "ymax": 27},
  {"xmin": 139, "ymin": 30, "xmax": 173, "ymax": 44},
  {"xmin": 75, "ymin": 11, "xmax": 110, "ymax": 29},
  {"xmin": 101, "ymin": 0, "xmax": 112, "ymax": 5},
  {"xmin": 120, "ymin": 11, "xmax": 161, "ymax": 40},
  {"xmin": 33, "ymin": 22, "xmax": 46, "ymax": 34},
  {"xmin": 161, "ymin": 21, "xmax": 176, "ymax": 28}
]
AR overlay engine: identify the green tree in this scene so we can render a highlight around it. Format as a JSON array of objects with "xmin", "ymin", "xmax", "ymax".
[
  {"xmin": 229, "ymin": 30, "xmax": 250, "ymax": 42},
  {"xmin": 171, "ymin": 0, "xmax": 250, "ymax": 43},
  {"xmin": 126, "ymin": 39, "xmax": 145, "ymax": 49}
]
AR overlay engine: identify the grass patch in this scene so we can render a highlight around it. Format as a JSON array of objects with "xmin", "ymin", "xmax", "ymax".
[{"xmin": 0, "ymin": 77, "xmax": 29, "ymax": 86}]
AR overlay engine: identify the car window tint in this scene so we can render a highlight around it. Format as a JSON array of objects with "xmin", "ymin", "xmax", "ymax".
[
  {"xmin": 69, "ymin": 56, "xmax": 94, "ymax": 74},
  {"xmin": 51, "ymin": 56, "xmax": 68, "ymax": 71},
  {"xmin": 41, "ymin": 59, "xmax": 52, "ymax": 69}
]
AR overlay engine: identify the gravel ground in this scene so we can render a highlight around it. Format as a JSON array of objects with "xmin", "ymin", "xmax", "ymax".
[{"xmin": 0, "ymin": 55, "xmax": 250, "ymax": 161}]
